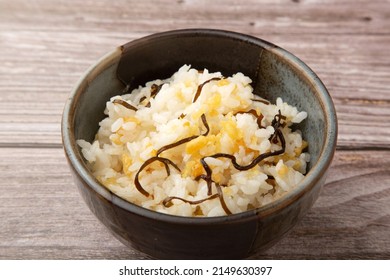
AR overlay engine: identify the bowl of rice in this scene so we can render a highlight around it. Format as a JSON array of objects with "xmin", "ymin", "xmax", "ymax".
[{"xmin": 62, "ymin": 29, "xmax": 337, "ymax": 259}]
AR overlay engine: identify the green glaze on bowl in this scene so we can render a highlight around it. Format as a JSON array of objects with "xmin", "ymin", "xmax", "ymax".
[{"xmin": 62, "ymin": 29, "xmax": 337, "ymax": 259}]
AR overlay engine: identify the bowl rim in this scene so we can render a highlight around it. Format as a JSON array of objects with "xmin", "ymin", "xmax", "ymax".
[{"xmin": 62, "ymin": 28, "xmax": 337, "ymax": 224}]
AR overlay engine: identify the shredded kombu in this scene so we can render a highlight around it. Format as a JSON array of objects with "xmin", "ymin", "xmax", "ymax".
[
  {"xmin": 112, "ymin": 99, "xmax": 138, "ymax": 111},
  {"xmin": 192, "ymin": 77, "xmax": 222, "ymax": 103}
]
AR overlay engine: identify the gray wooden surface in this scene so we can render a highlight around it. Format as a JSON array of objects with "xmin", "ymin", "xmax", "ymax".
[{"xmin": 0, "ymin": 0, "xmax": 389, "ymax": 259}]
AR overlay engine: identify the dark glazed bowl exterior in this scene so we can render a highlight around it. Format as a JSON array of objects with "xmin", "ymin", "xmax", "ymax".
[{"xmin": 62, "ymin": 29, "xmax": 337, "ymax": 259}]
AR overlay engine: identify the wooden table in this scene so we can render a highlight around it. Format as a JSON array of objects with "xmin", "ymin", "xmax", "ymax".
[{"xmin": 1, "ymin": 0, "xmax": 389, "ymax": 259}]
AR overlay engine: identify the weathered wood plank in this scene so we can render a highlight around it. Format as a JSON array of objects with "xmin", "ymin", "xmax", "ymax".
[
  {"xmin": 0, "ymin": 147, "xmax": 147, "ymax": 259},
  {"xmin": 256, "ymin": 150, "xmax": 390, "ymax": 259},
  {"xmin": 0, "ymin": 148, "xmax": 388, "ymax": 259},
  {"xmin": 1, "ymin": 0, "xmax": 389, "ymax": 35},
  {"xmin": 0, "ymin": 31, "xmax": 389, "ymax": 147}
]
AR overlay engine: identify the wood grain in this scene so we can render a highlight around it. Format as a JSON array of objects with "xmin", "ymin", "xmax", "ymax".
[
  {"xmin": 2, "ymin": 0, "xmax": 390, "ymax": 35},
  {"xmin": 0, "ymin": 0, "xmax": 389, "ymax": 259},
  {"xmin": 1, "ymin": 31, "xmax": 389, "ymax": 148},
  {"xmin": 0, "ymin": 148, "xmax": 388, "ymax": 259}
]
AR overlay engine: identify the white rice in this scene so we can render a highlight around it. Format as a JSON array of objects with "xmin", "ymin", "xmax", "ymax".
[{"xmin": 77, "ymin": 65, "xmax": 310, "ymax": 217}]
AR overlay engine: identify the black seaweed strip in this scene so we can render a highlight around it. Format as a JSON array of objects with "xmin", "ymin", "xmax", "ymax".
[
  {"xmin": 234, "ymin": 109, "xmax": 264, "ymax": 128},
  {"xmin": 145, "ymin": 83, "xmax": 164, "ymax": 107},
  {"xmin": 156, "ymin": 114, "xmax": 209, "ymax": 156},
  {"xmin": 112, "ymin": 99, "xmax": 138, "ymax": 111},
  {"xmin": 251, "ymin": 98, "xmax": 270, "ymax": 105},
  {"xmin": 192, "ymin": 77, "xmax": 222, "ymax": 103},
  {"xmin": 162, "ymin": 194, "xmax": 219, "ymax": 208},
  {"xmin": 134, "ymin": 157, "xmax": 181, "ymax": 197}
]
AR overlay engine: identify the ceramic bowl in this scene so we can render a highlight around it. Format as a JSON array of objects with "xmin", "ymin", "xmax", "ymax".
[{"xmin": 62, "ymin": 29, "xmax": 337, "ymax": 259}]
